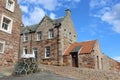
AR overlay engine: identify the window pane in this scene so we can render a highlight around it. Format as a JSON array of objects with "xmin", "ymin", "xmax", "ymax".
[
  {"xmin": 49, "ymin": 29, "xmax": 54, "ymax": 39},
  {"xmin": 24, "ymin": 33, "xmax": 28, "ymax": 41},
  {"xmin": 2, "ymin": 17, "xmax": 11, "ymax": 30},
  {"xmin": 24, "ymin": 46, "xmax": 27, "ymax": 54},
  {"xmin": 33, "ymin": 48, "xmax": 38, "ymax": 59},
  {"xmin": 46, "ymin": 46, "xmax": 50, "ymax": 57},
  {"xmin": 37, "ymin": 32, "xmax": 42, "ymax": 40},
  {"xmin": 0, "ymin": 43, "xmax": 3, "ymax": 52},
  {"xmin": 6, "ymin": 0, "xmax": 15, "ymax": 12}
]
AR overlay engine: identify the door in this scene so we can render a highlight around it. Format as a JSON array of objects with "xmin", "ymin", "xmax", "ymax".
[
  {"xmin": 71, "ymin": 53, "xmax": 79, "ymax": 67},
  {"xmin": 33, "ymin": 48, "xmax": 38, "ymax": 61}
]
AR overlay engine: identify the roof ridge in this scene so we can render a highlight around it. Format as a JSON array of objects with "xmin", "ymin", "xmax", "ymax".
[
  {"xmin": 77, "ymin": 40, "xmax": 96, "ymax": 43},
  {"xmin": 52, "ymin": 16, "xmax": 64, "ymax": 20}
]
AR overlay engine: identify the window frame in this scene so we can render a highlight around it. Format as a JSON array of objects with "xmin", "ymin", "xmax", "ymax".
[
  {"xmin": 33, "ymin": 48, "xmax": 38, "ymax": 59},
  {"xmin": 37, "ymin": 31, "xmax": 42, "ymax": 41},
  {"xmin": 24, "ymin": 33, "xmax": 28, "ymax": 42},
  {"xmin": 23, "ymin": 46, "xmax": 27, "ymax": 55},
  {"xmin": 49, "ymin": 29, "xmax": 54, "ymax": 39},
  {"xmin": 45, "ymin": 46, "xmax": 50, "ymax": 58},
  {"xmin": 0, "ymin": 41, "xmax": 5, "ymax": 54},
  {"xmin": 6, "ymin": 0, "xmax": 15, "ymax": 12},
  {"xmin": 0, "ymin": 15, "xmax": 13, "ymax": 34}
]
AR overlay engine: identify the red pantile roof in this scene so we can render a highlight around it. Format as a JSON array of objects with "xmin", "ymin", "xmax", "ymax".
[{"xmin": 64, "ymin": 40, "xmax": 96, "ymax": 56}]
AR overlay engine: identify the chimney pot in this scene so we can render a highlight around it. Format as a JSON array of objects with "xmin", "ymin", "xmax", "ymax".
[{"xmin": 65, "ymin": 9, "xmax": 71, "ymax": 16}]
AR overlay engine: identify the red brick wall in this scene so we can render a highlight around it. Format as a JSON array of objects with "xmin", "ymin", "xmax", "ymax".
[{"xmin": 0, "ymin": 0, "xmax": 22, "ymax": 67}]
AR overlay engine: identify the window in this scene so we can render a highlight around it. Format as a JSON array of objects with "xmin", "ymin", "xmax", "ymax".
[
  {"xmin": 0, "ymin": 15, "xmax": 13, "ymax": 33},
  {"xmin": 37, "ymin": 31, "xmax": 42, "ymax": 41},
  {"xmin": 69, "ymin": 32, "xmax": 71, "ymax": 35},
  {"xmin": 23, "ymin": 46, "xmax": 27, "ymax": 54},
  {"xmin": 64, "ymin": 29, "xmax": 66, "ymax": 31},
  {"xmin": 24, "ymin": 33, "xmax": 28, "ymax": 42},
  {"xmin": 0, "ymin": 41, "xmax": 5, "ymax": 53},
  {"xmin": 49, "ymin": 29, "xmax": 54, "ymax": 39},
  {"xmin": 6, "ymin": 0, "xmax": 15, "ymax": 12},
  {"xmin": 33, "ymin": 48, "xmax": 38, "ymax": 59},
  {"xmin": 45, "ymin": 46, "xmax": 50, "ymax": 58}
]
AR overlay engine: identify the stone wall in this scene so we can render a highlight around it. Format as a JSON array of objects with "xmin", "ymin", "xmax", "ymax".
[
  {"xmin": 20, "ymin": 10, "xmax": 77, "ymax": 65},
  {"xmin": 103, "ymin": 55, "xmax": 120, "ymax": 71},
  {"xmin": 61, "ymin": 10, "xmax": 77, "ymax": 55},
  {"xmin": 39, "ymin": 64, "xmax": 120, "ymax": 80},
  {"xmin": 0, "ymin": 0, "xmax": 22, "ymax": 67},
  {"xmin": 20, "ymin": 16, "xmax": 60, "ymax": 65},
  {"xmin": 78, "ymin": 54, "xmax": 95, "ymax": 69}
]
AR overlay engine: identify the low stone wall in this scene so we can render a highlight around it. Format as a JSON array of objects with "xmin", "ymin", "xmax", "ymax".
[{"xmin": 39, "ymin": 64, "xmax": 120, "ymax": 80}]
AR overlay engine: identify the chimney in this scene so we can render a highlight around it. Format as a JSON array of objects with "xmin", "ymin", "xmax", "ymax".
[{"xmin": 65, "ymin": 9, "xmax": 71, "ymax": 16}]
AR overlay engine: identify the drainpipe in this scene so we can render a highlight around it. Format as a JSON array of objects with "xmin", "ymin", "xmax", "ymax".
[
  {"xmin": 18, "ymin": 24, "xmax": 23, "ymax": 60},
  {"xmin": 29, "ymin": 29, "xmax": 32, "ymax": 54},
  {"xmin": 18, "ymin": 33, "xmax": 21, "ymax": 60},
  {"xmin": 55, "ymin": 23, "xmax": 61, "ymax": 65}
]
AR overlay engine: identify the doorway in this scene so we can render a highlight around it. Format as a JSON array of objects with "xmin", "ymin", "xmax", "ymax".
[{"xmin": 71, "ymin": 53, "xmax": 79, "ymax": 67}]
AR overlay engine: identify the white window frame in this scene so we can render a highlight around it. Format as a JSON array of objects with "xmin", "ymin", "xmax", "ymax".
[
  {"xmin": 45, "ymin": 46, "xmax": 50, "ymax": 58},
  {"xmin": 23, "ymin": 46, "xmax": 27, "ymax": 55},
  {"xmin": 24, "ymin": 33, "xmax": 28, "ymax": 42},
  {"xmin": 37, "ymin": 31, "xmax": 42, "ymax": 41},
  {"xmin": 0, "ymin": 15, "xmax": 13, "ymax": 34},
  {"xmin": 33, "ymin": 48, "xmax": 38, "ymax": 59},
  {"xmin": 33, "ymin": 48, "xmax": 37, "ymax": 54},
  {"xmin": 0, "ymin": 41, "xmax": 5, "ymax": 54},
  {"xmin": 6, "ymin": 0, "xmax": 15, "ymax": 12},
  {"xmin": 49, "ymin": 29, "xmax": 54, "ymax": 39}
]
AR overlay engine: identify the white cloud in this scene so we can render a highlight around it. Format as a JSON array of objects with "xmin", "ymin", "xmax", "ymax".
[
  {"xmin": 101, "ymin": 3, "xmax": 120, "ymax": 33},
  {"xmin": 113, "ymin": 56, "xmax": 120, "ymax": 62},
  {"xmin": 20, "ymin": 5, "xmax": 28, "ymax": 13},
  {"xmin": 50, "ymin": 13, "xmax": 56, "ymax": 19},
  {"xmin": 23, "ymin": 7, "xmax": 45, "ymax": 25},
  {"xmin": 18, "ymin": 0, "xmax": 81, "ymax": 25},
  {"xmin": 89, "ymin": 0, "xmax": 111, "ymax": 9},
  {"xmin": 18, "ymin": 0, "xmax": 58, "ymax": 11},
  {"xmin": 89, "ymin": 0, "xmax": 120, "ymax": 33},
  {"xmin": 37, "ymin": 0, "xmax": 58, "ymax": 11}
]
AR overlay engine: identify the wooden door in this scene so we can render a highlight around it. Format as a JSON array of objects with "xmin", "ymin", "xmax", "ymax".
[{"xmin": 71, "ymin": 53, "xmax": 78, "ymax": 67}]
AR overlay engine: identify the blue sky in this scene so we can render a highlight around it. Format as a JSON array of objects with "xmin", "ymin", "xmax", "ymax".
[{"xmin": 18, "ymin": 0, "xmax": 120, "ymax": 62}]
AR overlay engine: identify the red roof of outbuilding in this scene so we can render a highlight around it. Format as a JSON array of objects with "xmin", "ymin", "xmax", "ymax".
[{"xmin": 64, "ymin": 40, "xmax": 96, "ymax": 56}]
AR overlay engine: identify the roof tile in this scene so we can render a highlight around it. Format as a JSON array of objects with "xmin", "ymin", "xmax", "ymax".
[{"xmin": 64, "ymin": 40, "xmax": 96, "ymax": 56}]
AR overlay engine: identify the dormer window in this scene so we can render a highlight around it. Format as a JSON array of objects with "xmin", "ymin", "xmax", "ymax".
[
  {"xmin": 6, "ymin": 0, "xmax": 15, "ymax": 12},
  {"xmin": 0, "ymin": 15, "xmax": 13, "ymax": 33},
  {"xmin": 49, "ymin": 29, "xmax": 54, "ymax": 39}
]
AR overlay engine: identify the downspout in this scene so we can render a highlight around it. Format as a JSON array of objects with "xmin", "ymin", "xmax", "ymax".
[
  {"xmin": 55, "ymin": 23, "xmax": 61, "ymax": 65},
  {"xmin": 30, "ymin": 29, "xmax": 32, "ymax": 54},
  {"xmin": 18, "ymin": 24, "xmax": 23, "ymax": 60}
]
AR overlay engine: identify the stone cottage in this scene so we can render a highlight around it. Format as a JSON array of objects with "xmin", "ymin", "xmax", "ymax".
[
  {"xmin": 0, "ymin": 0, "xmax": 22, "ymax": 67},
  {"xmin": 63, "ymin": 40, "xmax": 120, "ymax": 71},
  {"xmin": 20, "ymin": 9, "xmax": 77, "ymax": 65}
]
